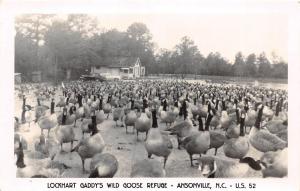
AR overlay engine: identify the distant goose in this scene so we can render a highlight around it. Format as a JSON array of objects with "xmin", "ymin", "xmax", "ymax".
[
  {"xmin": 89, "ymin": 153, "xmax": 118, "ymax": 178},
  {"xmin": 124, "ymin": 110, "xmax": 137, "ymax": 134},
  {"xmin": 96, "ymin": 110, "xmax": 106, "ymax": 125},
  {"xmin": 35, "ymin": 98, "xmax": 49, "ymax": 121},
  {"xmin": 159, "ymin": 106, "xmax": 178, "ymax": 127},
  {"xmin": 112, "ymin": 106, "xmax": 124, "ymax": 127},
  {"xmin": 135, "ymin": 108, "xmax": 152, "ymax": 141},
  {"xmin": 57, "ymin": 107, "xmax": 76, "ymax": 126},
  {"xmin": 80, "ymin": 118, "xmax": 93, "ymax": 139}
]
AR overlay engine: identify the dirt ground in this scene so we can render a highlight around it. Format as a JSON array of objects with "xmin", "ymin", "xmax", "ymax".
[{"xmin": 14, "ymin": 89, "xmax": 264, "ymax": 178}]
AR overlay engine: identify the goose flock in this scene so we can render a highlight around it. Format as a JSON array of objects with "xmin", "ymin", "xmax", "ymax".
[{"xmin": 14, "ymin": 79, "xmax": 288, "ymax": 178}]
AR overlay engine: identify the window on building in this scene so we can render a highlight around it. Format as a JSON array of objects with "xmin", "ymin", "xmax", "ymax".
[{"xmin": 129, "ymin": 68, "xmax": 133, "ymax": 73}]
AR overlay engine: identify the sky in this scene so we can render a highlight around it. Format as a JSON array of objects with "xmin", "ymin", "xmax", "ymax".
[
  {"xmin": 7, "ymin": 0, "xmax": 291, "ymax": 63},
  {"xmin": 96, "ymin": 13, "xmax": 288, "ymax": 62}
]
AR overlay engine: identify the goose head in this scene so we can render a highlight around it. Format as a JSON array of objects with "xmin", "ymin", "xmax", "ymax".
[{"xmin": 197, "ymin": 156, "xmax": 217, "ymax": 178}]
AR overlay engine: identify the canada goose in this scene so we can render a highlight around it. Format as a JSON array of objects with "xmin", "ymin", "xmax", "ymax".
[
  {"xmin": 75, "ymin": 106, "xmax": 85, "ymax": 126},
  {"xmin": 56, "ymin": 97, "xmax": 66, "ymax": 110},
  {"xmin": 57, "ymin": 107, "xmax": 76, "ymax": 126},
  {"xmin": 197, "ymin": 108, "xmax": 224, "ymax": 156},
  {"xmin": 103, "ymin": 103, "xmax": 112, "ymax": 118},
  {"xmin": 89, "ymin": 153, "xmax": 118, "ymax": 178},
  {"xmin": 83, "ymin": 104, "xmax": 91, "ymax": 118},
  {"xmin": 244, "ymin": 108, "xmax": 257, "ymax": 132},
  {"xmin": 145, "ymin": 126, "xmax": 173, "ymax": 168},
  {"xmin": 181, "ymin": 110, "xmax": 213, "ymax": 167},
  {"xmin": 130, "ymin": 159, "xmax": 165, "ymax": 177},
  {"xmin": 259, "ymin": 148, "xmax": 287, "ymax": 178},
  {"xmin": 220, "ymin": 109, "xmax": 238, "ymax": 130},
  {"xmin": 112, "ymin": 106, "xmax": 124, "ymax": 127},
  {"xmin": 21, "ymin": 96, "xmax": 33, "ymax": 123},
  {"xmin": 223, "ymin": 113, "xmax": 249, "ymax": 159},
  {"xmin": 21, "ymin": 105, "xmax": 33, "ymax": 129},
  {"xmin": 34, "ymin": 133, "xmax": 59, "ymax": 159},
  {"xmin": 264, "ymin": 119, "xmax": 287, "ymax": 135},
  {"xmin": 135, "ymin": 109, "xmax": 152, "ymax": 141},
  {"xmin": 35, "ymin": 99, "xmax": 49, "ymax": 121},
  {"xmin": 167, "ymin": 119, "xmax": 195, "ymax": 149},
  {"xmin": 208, "ymin": 130, "xmax": 226, "ymax": 156},
  {"xmin": 80, "ymin": 117, "xmax": 93, "ymax": 139},
  {"xmin": 96, "ymin": 109, "xmax": 106, "ymax": 124},
  {"xmin": 55, "ymin": 122, "xmax": 76, "ymax": 153},
  {"xmin": 261, "ymin": 106, "xmax": 274, "ymax": 121},
  {"xmin": 225, "ymin": 109, "xmax": 241, "ymax": 139},
  {"xmin": 197, "ymin": 156, "xmax": 261, "ymax": 178},
  {"xmin": 249, "ymin": 104, "xmax": 287, "ymax": 152},
  {"xmin": 37, "ymin": 114, "xmax": 58, "ymax": 137},
  {"xmin": 71, "ymin": 127, "xmax": 105, "ymax": 173},
  {"xmin": 124, "ymin": 110, "xmax": 137, "ymax": 134},
  {"xmin": 160, "ymin": 109, "xmax": 177, "ymax": 127}
]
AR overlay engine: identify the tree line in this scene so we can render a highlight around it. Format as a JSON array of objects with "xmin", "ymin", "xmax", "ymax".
[{"xmin": 15, "ymin": 14, "xmax": 287, "ymax": 82}]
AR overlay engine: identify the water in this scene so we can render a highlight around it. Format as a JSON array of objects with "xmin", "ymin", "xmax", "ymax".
[{"xmin": 172, "ymin": 79, "xmax": 287, "ymax": 90}]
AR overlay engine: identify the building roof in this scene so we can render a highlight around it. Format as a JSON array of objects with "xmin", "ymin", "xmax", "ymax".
[{"xmin": 96, "ymin": 57, "xmax": 141, "ymax": 68}]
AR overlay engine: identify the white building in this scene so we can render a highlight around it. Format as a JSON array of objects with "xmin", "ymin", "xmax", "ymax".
[{"xmin": 91, "ymin": 57, "xmax": 145, "ymax": 80}]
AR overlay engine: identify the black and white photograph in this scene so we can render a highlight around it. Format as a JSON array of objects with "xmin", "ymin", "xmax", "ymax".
[
  {"xmin": 1, "ymin": 0, "xmax": 300, "ymax": 190},
  {"xmin": 12, "ymin": 12, "xmax": 289, "ymax": 178}
]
